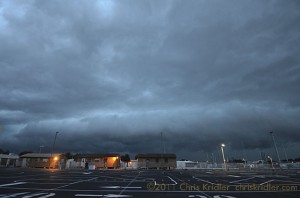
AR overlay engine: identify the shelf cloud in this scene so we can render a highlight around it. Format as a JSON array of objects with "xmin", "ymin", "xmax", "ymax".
[{"xmin": 1, "ymin": 0, "xmax": 300, "ymax": 160}]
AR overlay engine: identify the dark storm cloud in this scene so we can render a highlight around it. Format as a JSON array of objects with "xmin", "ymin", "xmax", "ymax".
[{"xmin": 1, "ymin": 0, "xmax": 300, "ymax": 160}]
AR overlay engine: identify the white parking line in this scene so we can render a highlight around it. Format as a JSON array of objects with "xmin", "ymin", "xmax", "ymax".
[
  {"xmin": 120, "ymin": 187, "xmax": 141, "ymax": 189},
  {"xmin": 229, "ymin": 176, "xmax": 256, "ymax": 184},
  {"xmin": 0, "ymin": 192, "xmax": 29, "ymax": 198},
  {"xmin": 0, "ymin": 182, "xmax": 27, "ymax": 187},
  {"xmin": 100, "ymin": 186, "xmax": 141, "ymax": 189},
  {"xmin": 23, "ymin": 193, "xmax": 48, "ymax": 198},
  {"xmin": 75, "ymin": 194, "xmax": 103, "ymax": 197},
  {"xmin": 192, "ymin": 177, "xmax": 215, "ymax": 185},
  {"xmin": 259, "ymin": 180, "xmax": 274, "ymax": 185},
  {"xmin": 38, "ymin": 193, "xmax": 55, "ymax": 198},
  {"xmin": 118, "ymin": 172, "xmax": 140, "ymax": 195},
  {"xmin": 100, "ymin": 186, "xmax": 120, "ymax": 189},
  {"xmin": 166, "ymin": 172, "xmax": 184, "ymax": 182},
  {"xmin": 56, "ymin": 177, "xmax": 98, "ymax": 189},
  {"xmin": 227, "ymin": 175, "xmax": 241, "ymax": 178},
  {"xmin": 167, "ymin": 176, "xmax": 178, "ymax": 185}
]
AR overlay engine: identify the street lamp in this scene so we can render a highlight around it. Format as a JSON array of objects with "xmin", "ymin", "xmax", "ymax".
[
  {"xmin": 49, "ymin": 132, "xmax": 59, "ymax": 169},
  {"xmin": 268, "ymin": 156, "xmax": 274, "ymax": 169},
  {"xmin": 220, "ymin": 144, "xmax": 227, "ymax": 170},
  {"xmin": 51, "ymin": 132, "xmax": 59, "ymax": 155},
  {"xmin": 39, "ymin": 145, "xmax": 44, "ymax": 153},
  {"xmin": 270, "ymin": 131, "xmax": 281, "ymax": 166}
]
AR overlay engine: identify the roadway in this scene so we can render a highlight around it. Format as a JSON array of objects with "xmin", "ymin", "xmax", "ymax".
[{"xmin": 0, "ymin": 168, "xmax": 299, "ymax": 197}]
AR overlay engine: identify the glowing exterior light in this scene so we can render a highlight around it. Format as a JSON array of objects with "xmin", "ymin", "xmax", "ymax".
[
  {"xmin": 53, "ymin": 156, "xmax": 58, "ymax": 161},
  {"xmin": 112, "ymin": 156, "xmax": 119, "ymax": 161},
  {"xmin": 220, "ymin": 143, "xmax": 227, "ymax": 170}
]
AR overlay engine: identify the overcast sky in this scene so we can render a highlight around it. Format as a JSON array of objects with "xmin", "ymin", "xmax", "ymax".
[{"xmin": 0, "ymin": 0, "xmax": 300, "ymax": 161}]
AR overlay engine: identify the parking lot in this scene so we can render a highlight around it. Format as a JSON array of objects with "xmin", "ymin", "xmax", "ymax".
[{"xmin": 0, "ymin": 168, "xmax": 299, "ymax": 197}]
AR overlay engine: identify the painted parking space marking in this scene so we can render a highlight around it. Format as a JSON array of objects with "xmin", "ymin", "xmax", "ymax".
[
  {"xmin": 98, "ymin": 175, "xmax": 153, "ymax": 182},
  {"xmin": 56, "ymin": 177, "xmax": 99, "ymax": 189},
  {"xmin": 0, "ymin": 182, "xmax": 27, "ymax": 187},
  {"xmin": 188, "ymin": 196, "xmax": 236, "ymax": 198},
  {"xmin": 38, "ymin": 193, "xmax": 55, "ymax": 198},
  {"xmin": 167, "ymin": 176, "xmax": 178, "ymax": 185},
  {"xmin": 121, "ymin": 187, "xmax": 142, "ymax": 189},
  {"xmin": 193, "ymin": 177, "xmax": 215, "ymax": 185},
  {"xmin": 0, "ymin": 192, "xmax": 30, "ymax": 198},
  {"xmin": 259, "ymin": 179, "xmax": 274, "ymax": 185},
  {"xmin": 229, "ymin": 176, "xmax": 256, "ymax": 184},
  {"xmin": 1, "ymin": 169, "xmax": 299, "ymax": 197},
  {"xmin": 118, "ymin": 171, "xmax": 141, "ymax": 196},
  {"xmin": 22, "ymin": 193, "xmax": 48, "ymax": 198},
  {"xmin": 100, "ymin": 186, "xmax": 142, "ymax": 189},
  {"xmin": 0, "ymin": 192, "xmax": 55, "ymax": 198},
  {"xmin": 100, "ymin": 186, "xmax": 121, "ymax": 189},
  {"xmin": 227, "ymin": 175, "xmax": 241, "ymax": 178}
]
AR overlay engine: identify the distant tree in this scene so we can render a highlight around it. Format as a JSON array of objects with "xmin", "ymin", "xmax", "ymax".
[
  {"xmin": 65, "ymin": 152, "xmax": 73, "ymax": 159},
  {"xmin": 295, "ymin": 158, "xmax": 300, "ymax": 162},
  {"xmin": 19, "ymin": 151, "xmax": 33, "ymax": 156},
  {"xmin": 121, "ymin": 154, "xmax": 131, "ymax": 167},
  {"xmin": 229, "ymin": 159, "xmax": 246, "ymax": 163},
  {"xmin": 0, "ymin": 148, "xmax": 9, "ymax": 154}
]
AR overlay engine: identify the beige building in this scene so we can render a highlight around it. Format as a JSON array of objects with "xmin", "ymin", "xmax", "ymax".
[
  {"xmin": 73, "ymin": 153, "xmax": 120, "ymax": 169},
  {"xmin": 0, "ymin": 154, "xmax": 19, "ymax": 167},
  {"xmin": 20, "ymin": 153, "xmax": 65, "ymax": 169},
  {"xmin": 136, "ymin": 153, "xmax": 176, "ymax": 170}
]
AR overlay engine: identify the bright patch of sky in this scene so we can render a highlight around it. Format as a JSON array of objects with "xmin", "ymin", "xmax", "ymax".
[
  {"xmin": 96, "ymin": 0, "xmax": 115, "ymax": 18},
  {"xmin": 0, "ymin": 1, "xmax": 8, "ymax": 30}
]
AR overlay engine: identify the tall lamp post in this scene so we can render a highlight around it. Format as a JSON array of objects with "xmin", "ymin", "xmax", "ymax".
[
  {"xmin": 52, "ymin": 132, "xmax": 59, "ymax": 155},
  {"xmin": 49, "ymin": 132, "xmax": 59, "ymax": 169},
  {"xmin": 39, "ymin": 145, "xmax": 44, "ymax": 153},
  {"xmin": 220, "ymin": 143, "xmax": 227, "ymax": 170},
  {"xmin": 268, "ymin": 156, "xmax": 274, "ymax": 169},
  {"xmin": 270, "ymin": 131, "xmax": 281, "ymax": 166}
]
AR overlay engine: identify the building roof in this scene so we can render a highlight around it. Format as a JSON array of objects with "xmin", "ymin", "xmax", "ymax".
[
  {"xmin": 0, "ymin": 154, "xmax": 19, "ymax": 159},
  {"xmin": 20, "ymin": 153, "xmax": 62, "ymax": 158},
  {"xmin": 136, "ymin": 153, "xmax": 176, "ymax": 158},
  {"xmin": 73, "ymin": 153, "xmax": 120, "ymax": 158}
]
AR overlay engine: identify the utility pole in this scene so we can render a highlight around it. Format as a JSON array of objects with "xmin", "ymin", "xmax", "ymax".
[
  {"xmin": 270, "ymin": 131, "xmax": 281, "ymax": 166},
  {"xmin": 49, "ymin": 132, "xmax": 59, "ymax": 169}
]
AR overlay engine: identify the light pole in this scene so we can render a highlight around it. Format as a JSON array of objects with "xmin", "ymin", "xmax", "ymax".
[
  {"xmin": 270, "ymin": 131, "xmax": 281, "ymax": 166},
  {"xmin": 39, "ymin": 145, "xmax": 44, "ymax": 153},
  {"xmin": 49, "ymin": 132, "xmax": 59, "ymax": 169},
  {"xmin": 220, "ymin": 144, "xmax": 227, "ymax": 170},
  {"xmin": 268, "ymin": 156, "xmax": 274, "ymax": 169},
  {"xmin": 52, "ymin": 132, "xmax": 59, "ymax": 154}
]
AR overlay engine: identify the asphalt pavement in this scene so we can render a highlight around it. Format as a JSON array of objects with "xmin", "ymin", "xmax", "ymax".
[{"xmin": 0, "ymin": 168, "xmax": 299, "ymax": 197}]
